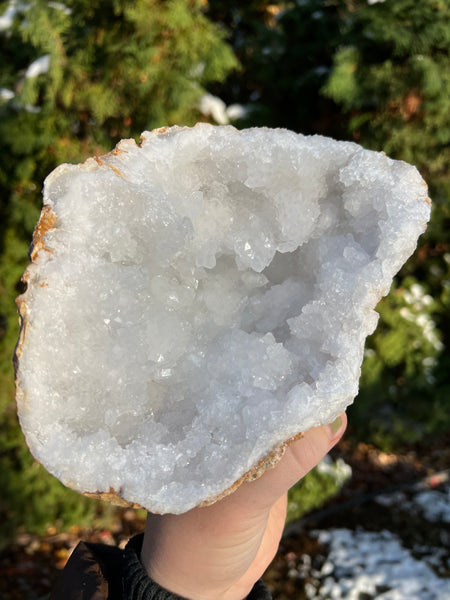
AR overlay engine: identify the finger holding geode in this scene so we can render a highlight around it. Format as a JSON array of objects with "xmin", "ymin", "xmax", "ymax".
[{"xmin": 15, "ymin": 124, "xmax": 430, "ymax": 514}]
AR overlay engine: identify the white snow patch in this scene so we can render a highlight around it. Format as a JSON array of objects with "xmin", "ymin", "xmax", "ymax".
[
  {"xmin": 315, "ymin": 529, "xmax": 450, "ymax": 600},
  {"xmin": 409, "ymin": 485, "xmax": 450, "ymax": 524},
  {"xmin": 199, "ymin": 93, "xmax": 228, "ymax": 124},
  {"xmin": 0, "ymin": 88, "xmax": 15, "ymax": 100},
  {"xmin": 199, "ymin": 93, "xmax": 247, "ymax": 124},
  {"xmin": 316, "ymin": 455, "xmax": 352, "ymax": 486},
  {"xmin": 375, "ymin": 490, "xmax": 407, "ymax": 507},
  {"xmin": 226, "ymin": 103, "xmax": 248, "ymax": 121},
  {"xmin": 25, "ymin": 54, "xmax": 50, "ymax": 79},
  {"xmin": 25, "ymin": 103, "xmax": 41, "ymax": 113},
  {"xmin": 0, "ymin": 0, "xmax": 28, "ymax": 32},
  {"xmin": 48, "ymin": 1, "xmax": 71, "ymax": 14}
]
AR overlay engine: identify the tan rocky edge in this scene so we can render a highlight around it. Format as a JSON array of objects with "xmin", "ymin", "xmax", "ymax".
[{"xmin": 13, "ymin": 130, "xmax": 308, "ymax": 513}]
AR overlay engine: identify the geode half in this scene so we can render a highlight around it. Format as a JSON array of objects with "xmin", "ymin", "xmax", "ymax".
[{"xmin": 15, "ymin": 125, "xmax": 430, "ymax": 513}]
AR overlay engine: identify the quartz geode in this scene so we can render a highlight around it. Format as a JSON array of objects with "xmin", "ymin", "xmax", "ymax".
[{"xmin": 15, "ymin": 124, "xmax": 430, "ymax": 513}]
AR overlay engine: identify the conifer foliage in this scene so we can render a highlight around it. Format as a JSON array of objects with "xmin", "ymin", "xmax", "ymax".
[
  {"xmin": 322, "ymin": 0, "xmax": 450, "ymax": 187},
  {"xmin": 1, "ymin": 0, "xmax": 449, "ymax": 542}
]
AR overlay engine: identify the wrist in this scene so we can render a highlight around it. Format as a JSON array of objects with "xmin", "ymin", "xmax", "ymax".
[{"xmin": 141, "ymin": 551, "xmax": 250, "ymax": 600}]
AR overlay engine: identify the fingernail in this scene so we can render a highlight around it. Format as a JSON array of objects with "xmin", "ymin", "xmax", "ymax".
[{"xmin": 328, "ymin": 416, "xmax": 343, "ymax": 436}]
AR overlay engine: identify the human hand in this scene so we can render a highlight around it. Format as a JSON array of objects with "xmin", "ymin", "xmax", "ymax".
[{"xmin": 140, "ymin": 414, "xmax": 347, "ymax": 600}]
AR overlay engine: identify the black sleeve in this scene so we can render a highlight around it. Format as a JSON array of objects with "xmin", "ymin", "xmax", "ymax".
[
  {"xmin": 49, "ymin": 540, "xmax": 123, "ymax": 600},
  {"xmin": 123, "ymin": 534, "xmax": 272, "ymax": 600}
]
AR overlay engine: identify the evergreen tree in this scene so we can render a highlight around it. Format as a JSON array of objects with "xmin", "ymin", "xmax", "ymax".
[
  {"xmin": 0, "ymin": 0, "xmax": 237, "ymax": 542},
  {"xmin": 1, "ymin": 0, "xmax": 449, "ymax": 542},
  {"xmin": 323, "ymin": 0, "xmax": 450, "ymax": 186},
  {"xmin": 206, "ymin": 0, "xmax": 347, "ymax": 135}
]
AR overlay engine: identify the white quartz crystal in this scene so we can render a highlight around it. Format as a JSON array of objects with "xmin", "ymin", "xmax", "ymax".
[{"xmin": 15, "ymin": 124, "xmax": 430, "ymax": 513}]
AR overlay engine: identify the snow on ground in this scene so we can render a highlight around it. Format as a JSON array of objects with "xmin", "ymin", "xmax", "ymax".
[
  {"xmin": 314, "ymin": 529, "xmax": 450, "ymax": 600},
  {"xmin": 410, "ymin": 488, "xmax": 450, "ymax": 523},
  {"xmin": 306, "ymin": 482, "xmax": 450, "ymax": 599}
]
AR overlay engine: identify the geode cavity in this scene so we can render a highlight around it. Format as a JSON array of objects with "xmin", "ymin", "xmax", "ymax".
[{"xmin": 15, "ymin": 125, "xmax": 430, "ymax": 513}]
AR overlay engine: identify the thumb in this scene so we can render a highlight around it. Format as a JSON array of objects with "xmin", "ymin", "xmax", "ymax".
[{"xmin": 235, "ymin": 413, "xmax": 347, "ymax": 510}]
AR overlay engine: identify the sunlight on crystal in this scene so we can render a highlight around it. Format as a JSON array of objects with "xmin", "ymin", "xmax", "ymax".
[{"xmin": 16, "ymin": 125, "xmax": 430, "ymax": 513}]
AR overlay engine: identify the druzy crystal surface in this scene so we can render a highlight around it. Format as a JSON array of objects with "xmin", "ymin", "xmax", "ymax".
[{"xmin": 15, "ymin": 125, "xmax": 430, "ymax": 513}]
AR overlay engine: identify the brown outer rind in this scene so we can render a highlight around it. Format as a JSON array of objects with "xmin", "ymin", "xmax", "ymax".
[
  {"xmin": 14, "ymin": 204, "xmax": 58, "ymax": 383},
  {"xmin": 83, "ymin": 488, "xmax": 144, "ymax": 509},
  {"xmin": 30, "ymin": 205, "xmax": 58, "ymax": 261}
]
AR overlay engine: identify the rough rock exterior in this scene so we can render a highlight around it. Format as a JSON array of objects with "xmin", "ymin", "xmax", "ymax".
[{"xmin": 15, "ymin": 125, "xmax": 430, "ymax": 513}]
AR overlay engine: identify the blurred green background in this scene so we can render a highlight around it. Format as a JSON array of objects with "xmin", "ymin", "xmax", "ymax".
[{"xmin": 1, "ymin": 0, "xmax": 449, "ymax": 545}]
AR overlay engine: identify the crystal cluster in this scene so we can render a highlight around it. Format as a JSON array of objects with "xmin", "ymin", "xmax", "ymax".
[{"xmin": 15, "ymin": 125, "xmax": 430, "ymax": 513}]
